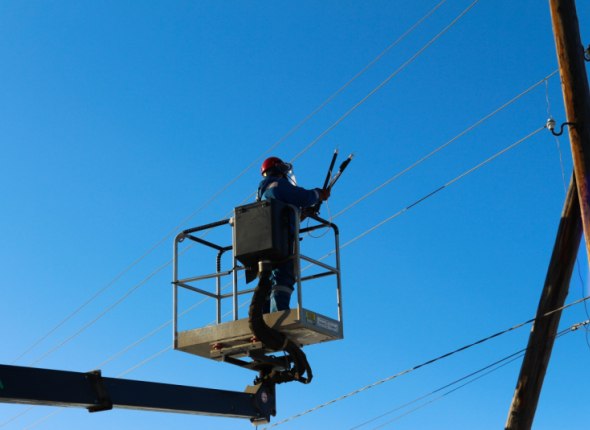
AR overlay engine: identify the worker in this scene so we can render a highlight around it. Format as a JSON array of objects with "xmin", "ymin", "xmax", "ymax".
[{"xmin": 257, "ymin": 156, "xmax": 330, "ymax": 312}]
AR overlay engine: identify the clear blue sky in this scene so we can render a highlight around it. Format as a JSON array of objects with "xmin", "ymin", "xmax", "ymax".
[{"xmin": 1, "ymin": 1, "xmax": 590, "ymax": 429}]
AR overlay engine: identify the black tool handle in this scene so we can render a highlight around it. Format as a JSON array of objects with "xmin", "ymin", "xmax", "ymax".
[
  {"xmin": 327, "ymin": 154, "xmax": 354, "ymax": 190},
  {"xmin": 312, "ymin": 149, "xmax": 339, "ymax": 216},
  {"xmin": 322, "ymin": 149, "xmax": 339, "ymax": 191}
]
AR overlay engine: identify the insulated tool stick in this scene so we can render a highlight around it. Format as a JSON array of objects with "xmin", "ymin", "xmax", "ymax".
[
  {"xmin": 312, "ymin": 150, "xmax": 339, "ymax": 215},
  {"xmin": 322, "ymin": 149, "xmax": 339, "ymax": 191},
  {"xmin": 327, "ymin": 154, "xmax": 354, "ymax": 191}
]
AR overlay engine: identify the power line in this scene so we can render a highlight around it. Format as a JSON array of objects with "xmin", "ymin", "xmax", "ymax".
[
  {"xmin": 369, "ymin": 355, "xmax": 524, "ymax": 430},
  {"xmin": 9, "ymin": 126, "xmax": 558, "ymax": 428},
  {"xmin": 24, "ymin": 124, "xmax": 545, "ymax": 385},
  {"xmin": 336, "ymin": 126, "xmax": 545, "ymax": 252},
  {"xmin": 544, "ymin": 81, "xmax": 590, "ymax": 350},
  {"xmin": 27, "ymin": 258, "xmax": 171, "ymax": 367},
  {"xmin": 9, "ymin": 33, "xmax": 553, "ymax": 430},
  {"xmin": 10, "ymin": 0, "xmax": 451, "ymax": 367},
  {"xmin": 19, "ymin": 134, "xmax": 560, "ymax": 427},
  {"xmin": 545, "ymin": 78, "xmax": 569, "ymax": 194},
  {"xmin": 354, "ymin": 321, "xmax": 588, "ymax": 430},
  {"xmin": 2, "ymin": 4, "xmax": 571, "ymax": 429},
  {"xmin": 0, "ymin": 406, "xmax": 33, "ymax": 428},
  {"xmin": 116, "ymin": 346, "xmax": 172, "ymax": 378},
  {"xmin": 105, "ymin": 121, "xmax": 542, "ymax": 379},
  {"xmin": 18, "ymin": 0, "xmax": 480, "ymax": 371},
  {"xmin": 84, "ymin": 124, "xmax": 547, "ymax": 376},
  {"xmin": 299, "ymin": 127, "xmax": 547, "ymax": 283},
  {"xmin": 113, "ymin": 296, "xmax": 253, "ymax": 378},
  {"xmin": 11, "ymin": 300, "xmax": 248, "ymax": 430},
  {"xmin": 96, "ymin": 295, "xmax": 211, "ymax": 370},
  {"xmin": 279, "ymin": 0, "xmax": 449, "ymax": 161},
  {"xmin": 25, "ymin": 238, "xmax": 200, "ymax": 367},
  {"xmin": 14, "ymin": 246, "xmax": 237, "ymax": 430},
  {"xmin": 545, "ymin": 82, "xmax": 590, "ymax": 349},
  {"xmin": 7, "ymin": 127, "xmax": 553, "ymax": 430},
  {"xmin": 22, "ymin": 411, "xmax": 61, "ymax": 430},
  {"xmin": 576, "ymin": 262, "xmax": 590, "ymax": 350},
  {"xmin": 9, "ymin": 242, "xmax": 165, "ymax": 364},
  {"xmin": 291, "ymin": 0, "xmax": 482, "ymax": 162},
  {"xmin": 334, "ymin": 72, "xmax": 558, "ymax": 219},
  {"xmin": 13, "ymin": 306, "xmax": 590, "ymax": 430},
  {"xmin": 262, "ymin": 296, "xmax": 590, "ymax": 429},
  {"xmin": 14, "ymin": 1, "xmax": 467, "ymax": 364},
  {"xmin": 353, "ymin": 351, "xmax": 525, "ymax": 430}
]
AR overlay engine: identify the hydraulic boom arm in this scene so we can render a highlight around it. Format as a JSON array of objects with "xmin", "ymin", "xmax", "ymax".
[{"xmin": 0, "ymin": 364, "xmax": 275, "ymax": 424}]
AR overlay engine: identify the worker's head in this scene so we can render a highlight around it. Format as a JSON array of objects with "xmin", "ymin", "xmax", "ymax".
[
  {"xmin": 261, "ymin": 157, "xmax": 297, "ymax": 185},
  {"xmin": 261, "ymin": 157, "xmax": 292, "ymax": 177}
]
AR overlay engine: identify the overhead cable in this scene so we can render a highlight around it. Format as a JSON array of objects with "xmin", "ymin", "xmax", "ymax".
[
  {"xmin": 11, "ymin": 125, "xmax": 552, "ymax": 428},
  {"xmin": 544, "ymin": 79, "xmax": 569, "ymax": 193},
  {"xmin": 21, "ymin": 410, "xmax": 60, "ymax": 430},
  {"xmin": 352, "ymin": 350, "xmax": 525, "ymax": 430},
  {"xmin": 25, "ymin": 238, "xmax": 204, "ymax": 367},
  {"xmin": 91, "ymin": 118, "xmax": 544, "ymax": 378},
  {"xmin": 292, "ymin": 0, "xmax": 481, "ymax": 162},
  {"xmin": 27, "ymin": 259, "xmax": 172, "ymax": 367},
  {"xmin": 109, "ymin": 298, "xmax": 248, "ymax": 380},
  {"xmin": 10, "ymin": 126, "xmax": 551, "ymax": 430},
  {"xmin": 16, "ymin": 0, "xmax": 481, "ymax": 368},
  {"xmin": 96, "ymin": 295, "xmax": 212, "ymax": 370},
  {"xmin": 110, "ymin": 293, "xmax": 255, "ymax": 379},
  {"xmin": 221, "ymin": 0, "xmax": 450, "ymax": 207},
  {"xmin": 97, "ymin": 95, "xmax": 556, "ymax": 371},
  {"xmin": 11, "ymin": 1, "xmax": 449, "ymax": 366},
  {"xmin": 575, "ymin": 262, "xmax": 590, "ymax": 349},
  {"xmin": 0, "ymin": 406, "xmax": 33, "ymax": 428},
  {"xmin": 24, "ymin": 126, "xmax": 558, "ymax": 425},
  {"xmin": 337, "ymin": 126, "xmax": 545, "ymax": 252},
  {"xmin": 12, "ymin": 299, "xmax": 241, "ymax": 430},
  {"xmin": 334, "ymin": 72, "xmax": 558, "ymax": 218},
  {"xmin": 262, "ymin": 298, "xmax": 590, "ymax": 429},
  {"xmin": 355, "ymin": 321, "xmax": 589, "ymax": 430}
]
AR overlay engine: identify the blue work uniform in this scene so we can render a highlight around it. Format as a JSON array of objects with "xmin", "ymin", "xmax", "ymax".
[{"xmin": 257, "ymin": 176, "xmax": 321, "ymax": 312}]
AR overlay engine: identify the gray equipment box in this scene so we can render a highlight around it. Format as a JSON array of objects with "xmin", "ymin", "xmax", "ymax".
[{"xmin": 233, "ymin": 200, "xmax": 292, "ymax": 268}]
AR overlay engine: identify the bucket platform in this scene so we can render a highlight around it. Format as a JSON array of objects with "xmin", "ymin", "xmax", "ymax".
[
  {"xmin": 172, "ymin": 201, "xmax": 344, "ymax": 372},
  {"xmin": 177, "ymin": 308, "xmax": 342, "ymax": 365}
]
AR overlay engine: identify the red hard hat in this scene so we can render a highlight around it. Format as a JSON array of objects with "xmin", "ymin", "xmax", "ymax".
[{"xmin": 260, "ymin": 157, "xmax": 291, "ymax": 176}]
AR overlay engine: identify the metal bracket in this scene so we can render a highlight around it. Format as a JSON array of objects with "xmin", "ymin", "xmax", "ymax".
[
  {"xmin": 85, "ymin": 370, "xmax": 113, "ymax": 413},
  {"xmin": 546, "ymin": 118, "xmax": 576, "ymax": 136},
  {"xmin": 245, "ymin": 382, "xmax": 276, "ymax": 425}
]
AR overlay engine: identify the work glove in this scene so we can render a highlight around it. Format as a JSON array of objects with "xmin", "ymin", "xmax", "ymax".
[{"xmin": 317, "ymin": 188, "xmax": 330, "ymax": 201}]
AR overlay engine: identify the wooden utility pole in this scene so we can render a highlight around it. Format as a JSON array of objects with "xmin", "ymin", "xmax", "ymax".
[
  {"xmin": 505, "ymin": 1, "xmax": 590, "ymax": 428},
  {"xmin": 505, "ymin": 177, "xmax": 581, "ymax": 430},
  {"xmin": 551, "ymin": 0, "xmax": 590, "ymax": 265}
]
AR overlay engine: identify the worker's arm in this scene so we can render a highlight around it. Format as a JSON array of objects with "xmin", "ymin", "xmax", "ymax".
[{"xmin": 265, "ymin": 178, "xmax": 324, "ymax": 208}]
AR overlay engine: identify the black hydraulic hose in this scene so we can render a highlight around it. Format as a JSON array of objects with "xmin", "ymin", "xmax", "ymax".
[{"xmin": 248, "ymin": 268, "xmax": 313, "ymax": 384}]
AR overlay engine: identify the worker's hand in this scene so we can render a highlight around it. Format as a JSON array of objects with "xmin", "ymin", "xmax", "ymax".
[{"xmin": 317, "ymin": 188, "xmax": 330, "ymax": 201}]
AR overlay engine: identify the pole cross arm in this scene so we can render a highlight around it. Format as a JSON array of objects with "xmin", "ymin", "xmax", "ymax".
[{"xmin": 0, "ymin": 364, "xmax": 275, "ymax": 423}]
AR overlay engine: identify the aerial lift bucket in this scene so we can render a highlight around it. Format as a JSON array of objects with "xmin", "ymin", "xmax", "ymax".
[{"xmin": 172, "ymin": 199, "xmax": 343, "ymax": 374}]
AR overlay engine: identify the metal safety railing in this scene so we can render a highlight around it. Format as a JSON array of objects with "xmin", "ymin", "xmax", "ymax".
[{"xmin": 172, "ymin": 207, "xmax": 342, "ymax": 349}]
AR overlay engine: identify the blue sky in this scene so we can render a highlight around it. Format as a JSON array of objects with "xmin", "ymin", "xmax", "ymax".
[{"xmin": 1, "ymin": 1, "xmax": 590, "ymax": 429}]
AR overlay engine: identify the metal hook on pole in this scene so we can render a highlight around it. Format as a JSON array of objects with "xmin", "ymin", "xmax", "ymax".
[{"xmin": 546, "ymin": 117, "xmax": 576, "ymax": 136}]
